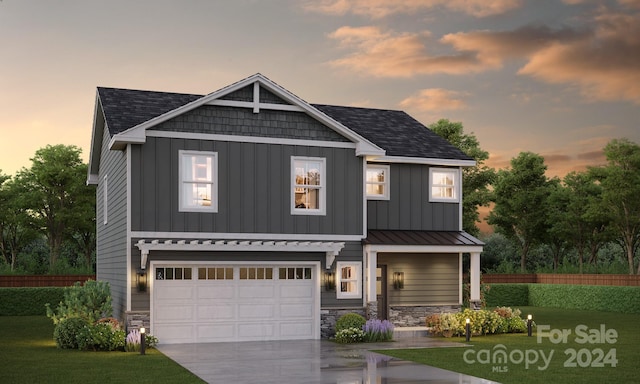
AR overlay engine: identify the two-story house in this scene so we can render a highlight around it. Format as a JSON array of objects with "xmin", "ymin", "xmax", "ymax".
[{"xmin": 87, "ymin": 74, "xmax": 483, "ymax": 344}]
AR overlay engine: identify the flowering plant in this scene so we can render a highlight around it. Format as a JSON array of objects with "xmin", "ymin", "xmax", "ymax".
[
  {"xmin": 334, "ymin": 327, "xmax": 365, "ymax": 344},
  {"xmin": 362, "ymin": 319, "xmax": 394, "ymax": 342}
]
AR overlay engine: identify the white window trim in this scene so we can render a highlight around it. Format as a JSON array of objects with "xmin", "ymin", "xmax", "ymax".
[
  {"xmin": 366, "ymin": 164, "xmax": 390, "ymax": 200},
  {"xmin": 429, "ymin": 167, "xmax": 460, "ymax": 203},
  {"xmin": 291, "ymin": 156, "xmax": 326, "ymax": 216},
  {"xmin": 179, "ymin": 150, "xmax": 219, "ymax": 213},
  {"xmin": 336, "ymin": 261, "xmax": 362, "ymax": 299},
  {"xmin": 103, "ymin": 175, "xmax": 108, "ymax": 225}
]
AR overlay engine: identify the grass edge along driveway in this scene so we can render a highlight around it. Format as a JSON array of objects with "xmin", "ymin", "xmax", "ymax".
[
  {"xmin": 378, "ymin": 307, "xmax": 640, "ymax": 384},
  {"xmin": 0, "ymin": 316, "xmax": 204, "ymax": 384}
]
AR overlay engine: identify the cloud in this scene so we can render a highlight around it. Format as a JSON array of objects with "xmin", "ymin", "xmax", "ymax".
[
  {"xmin": 400, "ymin": 88, "xmax": 469, "ymax": 111},
  {"xmin": 327, "ymin": 24, "xmax": 587, "ymax": 77},
  {"xmin": 303, "ymin": 0, "xmax": 522, "ymax": 18},
  {"xmin": 328, "ymin": 26, "xmax": 491, "ymax": 76},
  {"xmin": 518, "ymin": 10, "xmax": 640, "ymax": 104}
]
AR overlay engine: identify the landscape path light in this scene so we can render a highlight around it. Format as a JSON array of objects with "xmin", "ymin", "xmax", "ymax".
[
  {"xmin": 465, "ymin": 318, "xmax": 471, "ymax": 342},
  {"xmin": 527, "ymin": 314, "xmax": 533, "ymax": 337},
  {"xmin": 140, "ymin": 327, "xmax": 146, "ymax": 355}
]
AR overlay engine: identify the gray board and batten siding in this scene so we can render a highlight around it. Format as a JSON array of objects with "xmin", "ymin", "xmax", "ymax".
[
  {"xmin": 95, "ymin": 110, "xmax": 129, "ymax": 320},
  {"xmin": 367, "ymin": 163, "xmax": 460, "ymax": 231},
  {"xmin": 130, "ymin": 241, "xmax": 365, "ymax": 311}
]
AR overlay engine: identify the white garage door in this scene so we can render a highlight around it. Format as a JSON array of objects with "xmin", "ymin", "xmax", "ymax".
[{"xmin": 152, "ymin": 264, "xmax": 317, "ymax": 344}]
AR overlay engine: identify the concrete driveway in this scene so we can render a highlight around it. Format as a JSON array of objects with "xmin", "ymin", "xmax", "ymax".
[{"xmin": 158, "ymin": 339, "xmax": 498, "ymax": 384}]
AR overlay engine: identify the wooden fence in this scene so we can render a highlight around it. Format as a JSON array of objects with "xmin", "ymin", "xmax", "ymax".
[
  {"xmin": 0, "ymin": 275, "xmax": 96, "ymax": 287},
  {"xmin": 483, "ymin": 273, "xmax": 640, "ymax": 286}
]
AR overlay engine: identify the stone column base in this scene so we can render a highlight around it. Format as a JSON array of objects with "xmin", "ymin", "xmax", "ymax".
[
  {"xmin": 320, "ymin": 307, "xmax": 366, "ymax": 339},
  {"xmin": 125, "ymin": 311, "xmax": 150, "ymax": 333},
  {"xmin": 366, "ymin": 301, "xmax": 378, "ymax": 320}
]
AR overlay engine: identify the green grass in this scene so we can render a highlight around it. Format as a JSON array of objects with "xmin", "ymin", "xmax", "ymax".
[
  {"xmin": 378, "ymin": 307, "xmax": 639, "ymax": 384},
  {"xmin": 0, "ymin": 316, "xmax": 204, "ymax": 384}
]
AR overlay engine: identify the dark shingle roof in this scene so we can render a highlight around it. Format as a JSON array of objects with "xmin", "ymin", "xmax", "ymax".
[
  {"xmin": 98, "ymin": 87, "xmax": 201, "ymax": 135},
  {"xmin": 97, "ymin": 88, "xmax": 472, "ymax": 161},
  {"xmin": 312, "ymin": 104, "xmax": 472, "ymax": 160}
]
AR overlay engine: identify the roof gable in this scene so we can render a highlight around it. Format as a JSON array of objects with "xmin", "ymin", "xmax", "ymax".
[{"xmin": 105, "ymin": 74, "xmax": 384, "ymax": 156}]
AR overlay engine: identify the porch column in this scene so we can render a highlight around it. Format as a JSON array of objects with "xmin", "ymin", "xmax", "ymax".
[
  {"xmin": 470, "ymin": 252, "xmax": 481, "ymax": 307},
  {"xmin": 366, "ymin": 249, "xmax": 378, "ymax": 319}
]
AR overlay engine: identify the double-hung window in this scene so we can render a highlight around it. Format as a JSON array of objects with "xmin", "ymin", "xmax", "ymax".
[
  {"xmin": 291, "ymin": 156, "xmax": 326, "ymax": 215},
  {"xmin": 336, "ymin": 262, "xmax": 361, "ymax": 299},
  {"xmin": 366, "ymin": 164, "xmax": 390, "ymax": 200},
  {"xmin": 179, "ymin": 150, "xmax": 218, "ymax": 212},
  {"xmin": 429, "ymin": 167, "xmax": 460, "ymax": 203}
]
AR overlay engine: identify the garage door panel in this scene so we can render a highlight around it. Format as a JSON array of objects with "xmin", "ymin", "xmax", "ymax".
[
  {"xmin": 238, "ymin": 323, "xmax": 275, "ymax": 338},
  {"xmin": 198, "ymin": 285, "xmax": 235, "ymax": 299},
  {"xmin": 154, "ymin": 324, "xmax": 195, "ymax": 344},
  {"xmin": 238, "ymin": 303, "xmax": 274, "ymax": 318},
  {"xmin": 238, "ymin": 284, "xmax": 274, "ymax": 298},
  {"xmin": 156, "ymin": 305, "xmax": 194, "ymax": 322},
  {"xmin": 280, "ymin": 284, "xmax": 313, "ymax": 299},
  {"xmin": 155, "ymin": 285, "xmax": 194, "ymax": 300},
  {"xmin": 280, "ymin": 303, "xmax": 313, "ymax": 318},
  {"xmin": 197, "ymin": 304, "xmax": 235, "ymax": 320},
  {"xmin": 197, "ymin": 324, "xmax": 236, "ymax": 340},
  {"xmin": 280, "ymin": 322, "xmax": 313, "ymax": 338}
]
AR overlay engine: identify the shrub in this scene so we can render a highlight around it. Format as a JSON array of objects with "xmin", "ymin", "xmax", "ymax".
[
  {"xmin": 334, "ymin": 327, "xmax": 364, "ymax": 344},
  {"xmin": 77, "ymin": 321, "xmax": 125, "ymax": 351},
  {"xmin": 46, "ymin": 280, "xmax": 112, "ymax": 324},
  {"xmin": 528, "ymin": 284, "xmax": 640, "ymax": 314},
  {"xmin": 53, "ymin": 317, "xmax": 89, "ymax": 349},
  {"xmin": 485, "ymin": 284, "xmax": 529, "ymax": 307},
  {"xmin": 335, "ymin": 313, "xmax": 366, "ymax": 332},
  {"xmin": 494, "ymin": 306, "xmax": 527, "ymax": 333},
  {"xmin": 0, "ymin": 287, "xmax": 65, "ymax": 316},
  {"xmin": 362, "ymin": 319, "xmax": 394, "ymax": 342}
]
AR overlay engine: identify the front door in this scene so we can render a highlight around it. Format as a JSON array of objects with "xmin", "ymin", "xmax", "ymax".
[{"xmin": 376, "ymin": 265, "xmax": 387, "ymax": 320}]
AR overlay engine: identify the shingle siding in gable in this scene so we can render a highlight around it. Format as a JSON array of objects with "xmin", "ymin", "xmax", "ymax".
[
  {"xmin": 220, "ymin": 85, "xmax": 253, "ymax": 102},
  {"xmin": 367, "ymin": 163, "xmax": 459, "ymax": 231},
  {"xmin": 153, "ymin": 105, "xmax": 350, "ymax": 142},
  {"xmin": 96, "ymin": 125, "xmax": 128, "ymax": 321},
  {"xmin": 259, "ymin": 87, "xmax": 289, "ymax": 105}
]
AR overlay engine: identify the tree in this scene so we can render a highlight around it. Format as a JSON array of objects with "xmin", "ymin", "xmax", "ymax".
[
  {"xmin": 546, "ymin": 179, "xmax": 571, "ymax": 272},
  {"xmin": 0, "ymin": 173, "xmax": 35, "ymax": 271},
  {"xmin": 487, "ymin": 152, "xmax": 552, "ymax": 272},
  {"xmin": 589, "ymin": 138, "xmax": 640, "ymax": 274},
  {"xmin": 14, "ymin": 145, "xmax": 94, "ymax": 269},
  {"xmin": 430, "ymin": 119, "xmax": 495, "ymax": 236}
]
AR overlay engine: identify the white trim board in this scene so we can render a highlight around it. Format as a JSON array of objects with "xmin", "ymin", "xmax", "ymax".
[
  {"xmin": 131, "ymin": 231, "xmax": 364, "ymax": 242},
  {"xmin": 147, "ymin": 130, "xmax": 357, "ymax": 149}
]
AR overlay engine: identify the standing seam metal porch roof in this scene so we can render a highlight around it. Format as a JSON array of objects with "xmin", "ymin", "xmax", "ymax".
[{"xmin": 363, "ymin": 230, "xmax": 484, "ymax": 247}]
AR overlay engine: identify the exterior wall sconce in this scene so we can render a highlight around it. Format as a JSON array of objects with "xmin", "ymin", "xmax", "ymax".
[
  {"xmin": 137, "ymin": 269, "xmax": 147, "ymax": 292},
  {"xmin": 392, "ymin": 272, "xmax": 404, "ymax": 289},
  {"xmin": 323, "ymin": 271, "xmax": 335, "ymax": 291}
]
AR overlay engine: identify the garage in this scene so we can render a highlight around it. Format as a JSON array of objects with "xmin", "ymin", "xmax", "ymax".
[{"xmin": 152, "ymin": 263, "xmax": 318, "ymax": 344}]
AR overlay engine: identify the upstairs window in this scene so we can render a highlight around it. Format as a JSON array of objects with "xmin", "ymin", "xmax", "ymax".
[
  {"xmin": 179, "ymin": 150, "xmax": 218, "ymax": 212},
  {"xmin": 366, "ymin": 164, "xmax": 390, "ymax": 200},
  {"xmin": 429, "ymin": 168, "xmax": 460, "ymax": 203},
  {"xmin": 291, "ymin": 156, "xmax": 326, "ymax": 215}
]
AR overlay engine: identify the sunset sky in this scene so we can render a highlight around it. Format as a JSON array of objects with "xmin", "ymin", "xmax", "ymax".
[{"xmin": 1, "ymin": 0, "xmax": 639, "ymax": 179}]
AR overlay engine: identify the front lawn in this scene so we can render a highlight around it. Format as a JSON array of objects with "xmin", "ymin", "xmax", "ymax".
[
  {"xmin": 0, "ymin": 316, "xmax": 204, "ymax": 384},
  {"xmin": 378, "ymin": 307, "xmax": 639, "ymax": 384}
]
